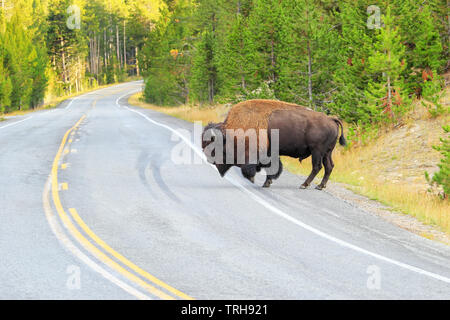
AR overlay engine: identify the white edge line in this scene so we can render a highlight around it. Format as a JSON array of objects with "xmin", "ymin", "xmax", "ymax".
[
  {"xmin": 322, "ymin": 208, "xmax": 340, "ymax": 218},
  {"xmin": 67, "ymin": 81, "xmax": 142, "ymax": 110},
  {"xmin": 115, "ymin": 90, "xmax": 143, "ymax": 109},
  {"xmin": 0, "ymin": 116, "xmax": 33, "ymax": 130},
  {"xmin": 0, "ymin": 82, "xmax": 143, "ymax": 130},
  {"xmin": 124, "ymin": 103, "xmax": 450, "ymax": 285},
  {"xmin": 65, "ymin": 90, "xmax": 94, "ymax": 110},
  {"xmin": 65, "ymin": 99, "xmax": 75, "ymax": 110}
]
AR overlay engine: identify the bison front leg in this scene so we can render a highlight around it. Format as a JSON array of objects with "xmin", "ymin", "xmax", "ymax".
[
  {"xmin": 316, "ymin": 152, "xmax": 334, "ymax": 190},
  {"xmin": 300, "ymin": 151, "xmax": 323, "ymax": 189},
  {"xmin": 241, "ymin": 165, "xmax": 257, "ymax": 183},
  {"xmin": 263, "ymin": 159, "xmax": 283, "ymax": 188}
]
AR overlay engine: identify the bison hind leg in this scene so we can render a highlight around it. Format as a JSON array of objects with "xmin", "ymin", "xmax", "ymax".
[
  {"xmin": 316, "ymin": 151, "xmax": 334, "ymax": 190},
  {"xmin": 300, "ymin": 150, "xmax": 323, "ymax": 189}
]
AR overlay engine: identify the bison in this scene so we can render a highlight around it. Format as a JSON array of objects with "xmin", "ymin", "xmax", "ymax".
[{"xmin": 201, "ymin": 99, "xmax": 346, "ymax": 190}]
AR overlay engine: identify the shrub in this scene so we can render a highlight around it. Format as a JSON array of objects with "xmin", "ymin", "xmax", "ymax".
[
  {"xmin": 241, "ymin": 81, "xmax": 276, "ymax": 101},
  {"xmin": 421, "ymin": 76, "xmax": 448, "ymax": 117},
  {"xmin": 426, "ymin": 125, "xmax": 449, "ymax": 199}
]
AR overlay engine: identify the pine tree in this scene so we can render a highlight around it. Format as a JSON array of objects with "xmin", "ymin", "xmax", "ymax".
[
  {"xmin": 277, "ymin": 0, "xmax": 339, "ymax": 109},
  {"xmin": 426, "ymin": 0, "xmax": 449, "ymax": 70},
  {"xmin": 331, "ymin": 0, "xmax": 375, "ymax": 123},
  {"xmin": 189, "ymin": 0, "xmax": 227, "ymax": 104},
  {"xmin": 29, "ymin": 45, "xmax": 49, "ymax": 108},
  {"xmin": 5, "ymin": 14, "xmax": 34, "ymax": 110},
  {"xmin": 245, "ymin": 0, "xmax": 283, "ymax": 93},
  {"xmin": 395, "ymin": 0, "xmax": 444, "ymax": 94},
  {"xmin": 0, "ymin": 59, "xmax": 12, "ymax": 113},
  {"xmin": 190, "ymin": 30, "xmax": 217, "ymax": 103},
  {"xmin": 0, "ymin": 13, "xmax": 11, "ymax": 112},
  {"xmin": 216, "ymin": 14, "xmax": 254, "ymax": 101},
  {"xmin": 426, "ymin": 125, "xmax": 450, "ymax": 199},
  {"xmin": 0, "ymin": 2, "xmax": 49, "ymax": 112},
  {"xmin": 413, "ymin": 5, "xmax": 443, "ymax": 72},
  {"xmin": 365, "ymin": 6, "xmax": 409, "ymax": 121},
  {"xmin": 142, "ymin": 1, "xmax": 194, "ymax": 105},
  {"xmin": 46, "ymin": 0, "xmax": 85, "ymax": 94}
]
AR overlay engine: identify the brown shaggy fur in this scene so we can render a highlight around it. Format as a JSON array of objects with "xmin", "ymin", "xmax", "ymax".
[
  {"xmin": 223, "ymin": 99, "xmax": 311, "ymax": 132},
  {"xmin": 222, "ymin": 99, "xmax": 312, "ymax": 149}
]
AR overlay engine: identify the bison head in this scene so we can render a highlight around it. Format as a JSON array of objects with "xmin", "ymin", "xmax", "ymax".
[{"xmin": 201, "ymin": 122, "xmax": 232, "ymax": 177}]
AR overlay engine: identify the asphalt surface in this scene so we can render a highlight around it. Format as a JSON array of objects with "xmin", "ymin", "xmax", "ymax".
[{"xmin": 1, "ymin": 81, "xmax": 450, "ymax": 299}]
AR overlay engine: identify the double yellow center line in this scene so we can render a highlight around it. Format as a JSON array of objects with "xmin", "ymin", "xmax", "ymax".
[{"xmin": 50, "ymin": 110, "xmax": 193, "ymax": 300}]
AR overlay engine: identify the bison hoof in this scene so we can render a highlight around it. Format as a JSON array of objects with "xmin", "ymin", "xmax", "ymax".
[
  {"xmin": 315, "ymin": 185, "xmax": 323, "ymax": 190},
  {"xmin": 300, "ymin": 184, "xmax": 308, "ymax": 189},
  {"xmin": 249, "ymin": 177, "xmax": 255, "ymax": 184},
  {"xmin": 263, "ymin": 181, "xmax": 272, "ymax": 188}
]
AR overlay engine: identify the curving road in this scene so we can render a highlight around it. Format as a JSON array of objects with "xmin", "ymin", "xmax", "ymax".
[{"xmin": 1, "ymin": 81, "xmax": 450, "ymax": 299}]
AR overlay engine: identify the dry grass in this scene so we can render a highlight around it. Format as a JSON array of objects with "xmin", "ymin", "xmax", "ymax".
[
  {"xmin": 2, "ymin": 102, "xmax": 56, "ymax": 117},
  {"xmin": 128, "ymin": 91, "xmax": 450, "ymax": 234},
  {"xmin": 2, "ymin": 95, "xmax": 69, "ymax": 117},
  {"xmin": 282, "ymin": 150, "xmax": 450, "ymax": 233}
]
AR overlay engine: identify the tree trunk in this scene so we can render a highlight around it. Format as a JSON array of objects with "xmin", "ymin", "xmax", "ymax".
[
  {"xmin": 270, "ymin": 38, "xmax": 276, "ymax": 82},
  {"xmin": 116, "ymin": 24, "xmax": 121, "ymax": 70},
  {"xmin": 60, "ymin": 37, "xmax": 68, "ymax": 92},
  {"xmin": 96, "ymin": 35, "xmax": 100, "ymax": 77},
  {"xmin": 387, "ymin": 49, "xmax": 393, "ymax": 118},
  {"xmin": 387, "ymin": 74, "xmax": 391, "ymax": 103},
  {"xmin": 123, "ymin": 20, "xmax": 127, "ymax": 73},
  {"xmin": 307, "ymin": 39, "xmax": 313, "ymax": 108},
  {"xmin": 104, "ymin": 29, "xmax": 107, "ymax": 68},
  {"xmin": 135, "ymin": 46, "xmax": 140, "ymax": 77},
  {"xmin": 89, "ymin": 37, "xmax": 93, "ymax": 76},
  {"xmin": 93, "ymin": 36, "xmax": 98, "ymax": 76},
  {"xmin": 75, "ymin": 68, "xmax": 79, "ymax": 93},
  {"xmin": 109, "ymin": 27, "xmax": 113, "ymax": 67},
  {"xmin": 305, "ymin": 5, "xmax": 314, "ymax": 109},
  {"xmin": 89, "ymin": 36, "xmax": 94, "ymax": 74},
  {"xmin": 208, "ymin": 78, "xmax": 214, "ymax": 104},
  {"xmin": 78, "ymin": 56, "xmax": 83, "ymax": 92}
]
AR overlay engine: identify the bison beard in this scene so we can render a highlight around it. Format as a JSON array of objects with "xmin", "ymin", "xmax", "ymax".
[{"xmin": 201, "ymin": 99, "xmax": 346, "ymax": 190}]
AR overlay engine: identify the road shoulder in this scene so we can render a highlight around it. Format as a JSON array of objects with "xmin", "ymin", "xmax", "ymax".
[
  {"xmin": 127, "ymin": 93, "xmax": 450, "ymax": 247},
  {"xmin": 323, "ymin": 180, "xmax": 450, "ymax": 246}
]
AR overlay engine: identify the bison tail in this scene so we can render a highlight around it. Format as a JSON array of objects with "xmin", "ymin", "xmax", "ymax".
[
  {"xmin": 339, "ymin": 134, "xmax": 347, "ymax": 147},
  {"xmin": 332, "ymin": 117, "xmax": 346, "ymax": 146}
]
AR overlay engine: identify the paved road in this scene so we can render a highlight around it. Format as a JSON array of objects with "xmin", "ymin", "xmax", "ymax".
[{"xmin": 1, "ymin": 81, "xmax": 450, "ymax": 299}]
